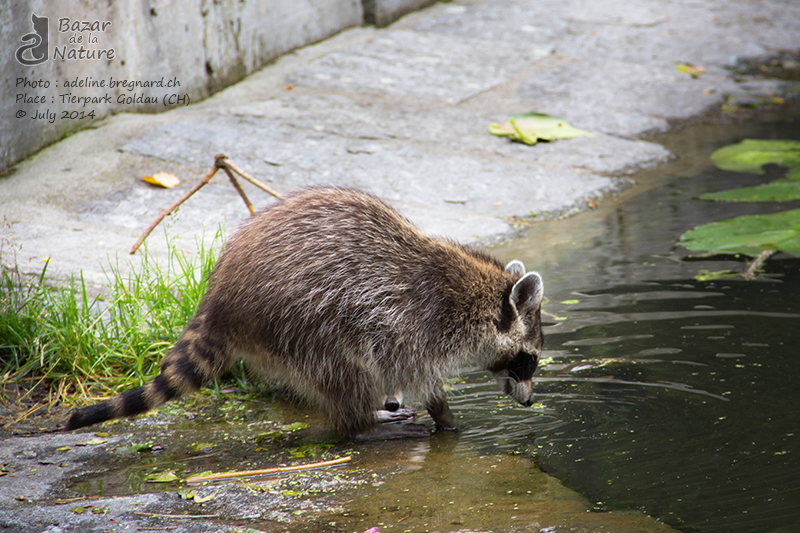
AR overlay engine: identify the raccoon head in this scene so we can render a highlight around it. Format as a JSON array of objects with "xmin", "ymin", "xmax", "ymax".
[{"xmin": 488, "ymin": 260, "xmax": 544, "ymax": 407}]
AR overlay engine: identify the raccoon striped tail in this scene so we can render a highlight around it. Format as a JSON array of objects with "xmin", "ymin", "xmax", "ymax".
[
  {"xmin": 64, "ymin": 374, "xmax": 185, "ymax": 430},
  {"xmin": 65, "ymin": 314, "xmax": 227, "ymax": 431}
]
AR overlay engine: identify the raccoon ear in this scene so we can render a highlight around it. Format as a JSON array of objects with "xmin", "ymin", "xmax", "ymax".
[
  {"xmin": 510, "ymin": 271, "xmax": 544, "ymax": 315},
  {"xmin": 505, "ymin": 260, "xmax": 526, "ymax": 278}
]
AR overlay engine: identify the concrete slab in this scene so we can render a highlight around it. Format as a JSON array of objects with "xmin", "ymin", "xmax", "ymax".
[
  {"xmin": 1, "ymin": 0, "xmax": 798, "ymax": 289},
  {"xmin": 119, "ymin": 109, "xmax": 615, "ymax": 237},
  {"xmin": 289, "ymin": 29, "xmax": 550, "ymax": 103}
]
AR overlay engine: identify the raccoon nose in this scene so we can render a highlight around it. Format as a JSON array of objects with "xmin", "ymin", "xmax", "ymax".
[{"xmin": 523, "ymin": 397, "xmax": 534, "ymax": 407}]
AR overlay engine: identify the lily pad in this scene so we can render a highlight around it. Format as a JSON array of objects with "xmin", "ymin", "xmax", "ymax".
[
  {"xmin": 700, "ymin": 180, "xmax": 800, "ymax": 202},
  {"xmin": 679, "ymin": 209, "xmax": 800, "ymax": 257},
  {"xmin": 489, "ymin": 113, "xmax": 593, "ymax": 146},
  {"xmin": 710, "ymin": 139, "xmax": 800, "ymax": 175}
]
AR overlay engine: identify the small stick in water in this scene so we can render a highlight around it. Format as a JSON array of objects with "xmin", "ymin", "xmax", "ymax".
[
  {"xmin": 743, "ymin": 250, "xmax": 776, "ymax": 280},
  {"xmin": 186, "ymin": 455, "xmax": 352, "ymax": 484}
]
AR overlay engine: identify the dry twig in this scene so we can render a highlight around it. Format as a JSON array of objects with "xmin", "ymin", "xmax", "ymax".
[
  {"xmin": 743, "ymin": 250, "xmax": 776, "ymax": 280},
  {"xmin": 130, "ymin": 154, "xmax": 284, "ymax": 255},
  {"xmin": 219, "ymin": 157, "xmax": 284, "ymax": 200},
  {"xmin": 186, "ymin": 455, "xmax": 352, "ymax": 484},
  {"xmin": 134, "ymin": 512, "xmax": 220, "ymax": 519}
]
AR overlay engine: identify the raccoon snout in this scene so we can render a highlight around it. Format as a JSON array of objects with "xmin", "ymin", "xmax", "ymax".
[
  {"xmin": 521, "ymin": 397, "xmax": 534, "ymax": 407},
  {"xmin": 497, "ymin": 375, "xmax": 536, "ymax": 407},
  {"xmin": 512, "ymin": 392, "xmax": 535, "ymax": 408},
  {"xmin": 384, "ymin": 397, "xmax": 401, "ymax": 412}
]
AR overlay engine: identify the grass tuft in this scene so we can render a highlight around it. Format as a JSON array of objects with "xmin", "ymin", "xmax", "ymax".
[{"xmin": 1, "ymin": 225, "xmax": 224, "ymax": 405}]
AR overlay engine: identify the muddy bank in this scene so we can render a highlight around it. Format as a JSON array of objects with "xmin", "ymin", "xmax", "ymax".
[{"xmin": 0, "ymin": 391, "xmax": 680, "ymax": 533}]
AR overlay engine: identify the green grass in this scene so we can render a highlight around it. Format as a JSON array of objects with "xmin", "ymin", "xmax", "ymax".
[{"xmin": 0, "ymin": 226, "xmax": 223, "ymax": 403}]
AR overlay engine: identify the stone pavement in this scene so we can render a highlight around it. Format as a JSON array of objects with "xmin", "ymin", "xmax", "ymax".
[{"xmin": 1, "ymin": 0, "xmax": 798, "ymax": 289}]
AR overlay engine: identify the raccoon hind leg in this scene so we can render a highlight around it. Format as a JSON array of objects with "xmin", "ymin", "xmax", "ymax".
[
  {"xmin": 319, "ymin": 371, "xmax": 428, "ymax": 440},
  {"xmin": 425, "ymin": 386, "xmax": 457, "ymax": 432}
]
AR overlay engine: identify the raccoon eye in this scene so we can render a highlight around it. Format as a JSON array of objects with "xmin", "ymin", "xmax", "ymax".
[{"xmin": 507, "ymin": 350, "xmax": 537, "ymax": 382}]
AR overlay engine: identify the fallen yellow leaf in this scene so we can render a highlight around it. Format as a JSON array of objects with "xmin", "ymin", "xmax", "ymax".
[
  {"xmin": 142, "ymin": 172, "xmax": 180, "ymax": 188},
  {"xmin": 674, "ymin": 61, "xmax": 706, "ymax": 78}
]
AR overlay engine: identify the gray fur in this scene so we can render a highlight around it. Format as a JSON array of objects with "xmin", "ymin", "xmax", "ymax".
[
  {"xmin": 511, "ymin": 272, "xmax": 544, "ymax": 316},
  {"xmin": 504, "ymin": 260, "xmax": 526, "ymax": 278},
  {"xmin": 65, "ymin": 187, "xmax": 544, "ymax": 438}
]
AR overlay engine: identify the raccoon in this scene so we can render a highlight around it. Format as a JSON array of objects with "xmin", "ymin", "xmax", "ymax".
[
  {"xmin": 65, "ymin": 187, "xmax": 544, "ymax": 439},
  {"xmin": 383, "ymin": 391, "xmax": 404, "ymax": 412}
]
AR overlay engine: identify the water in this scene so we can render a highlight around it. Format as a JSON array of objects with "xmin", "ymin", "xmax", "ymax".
[{"xmin": 488, "ymin": 115, "xmax": 800, "ymax": 532}]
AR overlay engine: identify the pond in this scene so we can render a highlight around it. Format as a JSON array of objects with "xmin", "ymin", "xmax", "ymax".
[
  {"xmin": 66, "ymin": 110, "xmax": 798, "ymax": 533},
  {"xmin": 485, "ymin": 114, "xmax": 800, "ymax": 533}
]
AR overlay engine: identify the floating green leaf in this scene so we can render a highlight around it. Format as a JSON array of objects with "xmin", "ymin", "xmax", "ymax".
[
  {"xmin": 679, "ymin": 209, "xmax": 800, "ymax": 257},
  {"xmin": 290, "ymin": 443, "xmax": 333, "ymax": 459},
  {"xmin": 703, "ymin": 139, "xmax": 800, "ymax": 202},
  {"xmin": 279, "ymin": 422, "xmax": 309, "ymax": 432},
  {"xmin": 192, "ymin": 490, "xmax": 218, "ymax": 503},
  {"xmin": 489, "ymin": 113, "xmax": 593, "ymax": 146},
  {"xmin": 710, "ymin": 139, "xmax": 800, "ymax": 175},
  {"xmin": 145, "ymin": 470, "xmax": 181, "ymax": 483},
  {"xmin": 694, "ymin": 269, "xmax": 740, "ymax": 281},
  {"xmin": 700, "ymin": 180, "xmax": 800, "ymax": 202},
  {"xmin": 683, "ymin": 139, "xmax": 800, "ymax": 278}
]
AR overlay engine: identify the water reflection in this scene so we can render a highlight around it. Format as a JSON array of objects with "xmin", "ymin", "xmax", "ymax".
[
  {"xmin": 308, "ymin": 438, "xmax": 678, "ymax": 533},
  {"xmin": 489, "ymin": 121, "xmax": 800, "ymax": 532},
  {"xmin": 530, "ymin": 276, "xmax": 800, "ymax": 533}
]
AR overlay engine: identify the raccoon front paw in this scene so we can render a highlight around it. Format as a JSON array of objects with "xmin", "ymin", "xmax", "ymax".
[{"xmin": 375, "ymin": 407, "xmax": 416, "ymax": 424}]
